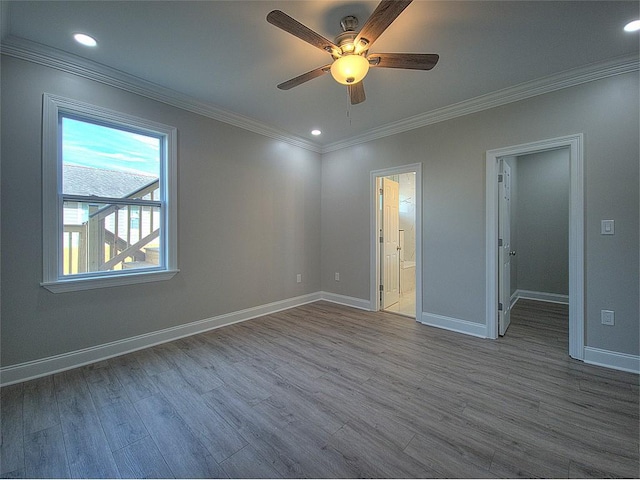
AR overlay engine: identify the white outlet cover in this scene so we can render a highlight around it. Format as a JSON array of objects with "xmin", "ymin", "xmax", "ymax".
[
  {"xmin": 601, "ymin": 310, "xmax": 615, "ymax": 325},
  {"xmin": 601, "ymin": 220, "xmax": 615, "ymax": 235}
]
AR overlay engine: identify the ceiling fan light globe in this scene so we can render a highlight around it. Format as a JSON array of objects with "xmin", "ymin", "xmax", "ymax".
[
  {"xmin": 330, "ymin": 55, "xmax": 370, "ymax": 85},
  {"xmin": 624, "ymin": 20, "xmax": 640, "ymax": 32}
]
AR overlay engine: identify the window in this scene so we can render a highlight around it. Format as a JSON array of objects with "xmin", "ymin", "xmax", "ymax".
[{"xmin": 42, "ymin": 94, "xmax": 178, "ymax": 292}]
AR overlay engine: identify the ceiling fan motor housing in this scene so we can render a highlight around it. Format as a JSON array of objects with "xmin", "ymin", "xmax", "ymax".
[
  {"xmin": 334, "ymin": 31, "xmax": 358, "ymax": 55},
  {"xmin": 335, "ymin": 16, "xmax": 364, "ymax": 56}
]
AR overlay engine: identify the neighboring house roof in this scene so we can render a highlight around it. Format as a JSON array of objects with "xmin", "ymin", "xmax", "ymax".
[{"xmin": 63, "ymin": 165, "xmax": 157, "ymax": 198}]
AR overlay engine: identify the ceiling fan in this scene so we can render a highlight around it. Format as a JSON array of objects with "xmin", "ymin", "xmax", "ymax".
[{"xmin": 266, "ymin": 0, "xmax": 439, "ymax": 105}]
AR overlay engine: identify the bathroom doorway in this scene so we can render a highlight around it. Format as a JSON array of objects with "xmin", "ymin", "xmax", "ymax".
[{"xmin": 370, "ymin": 164, "xmax": 422, "ymax": 319}]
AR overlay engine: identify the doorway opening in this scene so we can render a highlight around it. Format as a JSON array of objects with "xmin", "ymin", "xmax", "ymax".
[
  {"xmin": 486, "ymin": 134, "xmax": 584, "ymax": 359},
  {"xmin": 370, "ymin": 164, "xmax": 422, "ymax": 319},
  {"xmin": 497, "ymin": 148, "xmax": 570, "ymax": 336}
]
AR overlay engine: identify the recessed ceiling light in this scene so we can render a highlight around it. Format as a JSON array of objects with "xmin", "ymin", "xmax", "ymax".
[
  {"xmin": 311, "ymin": 129, "xmax": 322, "ymax": 136},
  {"xmin": 73, "ymin": 33, "xmax": 97, "ymax": 47},
  {"xmin": 624, "ymin": 20, "xmax": 640, "ymax": 32}
]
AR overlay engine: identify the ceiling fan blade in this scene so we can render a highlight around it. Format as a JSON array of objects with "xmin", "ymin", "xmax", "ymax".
[
  {"xmin": 267, "ymin": 10, "xmax": 339, "ymax": 55},
  {"xmin": 277, "ymin": 65, "xmax": 331, "ymax": 90},
  {"xmin": 349, "ymin": 82, "xmax": 366, "ymax": 105},
  {"xmin": 354, "ymin": 0, "xmax": 413, "ymax": 53},
  {"xmin": 369, "ymin": 53, "xmax": 439, "ymax": 70}
]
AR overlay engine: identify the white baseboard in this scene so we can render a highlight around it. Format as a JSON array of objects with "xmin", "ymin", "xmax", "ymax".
[
  {"xmin": 0, "ymin": 292, "xmax": 323, "ymax": 387},
  {"xmin": 583, "ymin": 347, "xmax": 640, "ymax": 374},
  {"xmin": 510, "ymin": 291, "xmax": 519, "ymax": 309},
  {"xmin": 4, "ymin": 291, "xmax": 634, "ymax": 386},
  {"xmin": 513, "ymin": 289, "xmax": 569, "ymax": 305},
  {"xmin": 419, "ymin": 312, "xmax": 488, "ymax": 338},
  {"xmin": 319, "ymin": 291, "xmax": 372, "ymax": 311}
]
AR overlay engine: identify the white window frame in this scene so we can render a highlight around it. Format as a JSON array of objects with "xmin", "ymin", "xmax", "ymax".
[{"xmin": 41, "ymin": 93, "xmax": 178, "ymax": 293}]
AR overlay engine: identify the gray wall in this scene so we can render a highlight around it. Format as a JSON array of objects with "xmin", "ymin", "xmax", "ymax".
[
  {"xmin": 321, "ymin": 72, "xmax": 639, "ymax": 356},
  {"xmin": 515, "ymin": 149, "xmax": 570, "ymax": 296},
  {"xmin": 2, "ymin": 55, "xmax": 638, "ymax": 369},
  {"xmin": 1, "ymin": 56, "xmax": 322, "ymax": 367}
]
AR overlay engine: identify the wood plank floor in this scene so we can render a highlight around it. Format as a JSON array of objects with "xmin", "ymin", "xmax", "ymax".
[{"xmin": 1, "ymin": 300, "xmax": 638, "ymax": 478}]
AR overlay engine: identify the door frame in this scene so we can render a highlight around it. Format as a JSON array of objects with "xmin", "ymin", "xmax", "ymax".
[
  {"xmin": 370, "ymin": 163, "xmax": 422, "ymax": 317},
  {"xmin": 485, "ymin": 134, "xmax": 584, "ymax": 359}
]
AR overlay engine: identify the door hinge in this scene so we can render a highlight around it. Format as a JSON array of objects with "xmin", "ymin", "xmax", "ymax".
[
  {"xmin": 379, "ymin": 236, "xmax": 384, "ymax": 243},
  {"xmin": 498, "ymin": 174, "xmax": 503, "ymax": 183},
  {"xmin": 379, "ymin": 284, "xmax": 384, "ymax": 292},
  {"xmin": 498, "ymin": 238, "xmax": 503, "ymax": 247},
  {"xmin": 498, "ymin": 302, "xmax": 503, "ymax": 311},
  {"xmin": 379, "ymin": 188, "xmax": 384, "ymax": 195}
]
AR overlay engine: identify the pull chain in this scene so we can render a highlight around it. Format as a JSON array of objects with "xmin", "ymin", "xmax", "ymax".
[{"xmin": 346, "ymin": 87, "xmax": 352, "ymax": 127}]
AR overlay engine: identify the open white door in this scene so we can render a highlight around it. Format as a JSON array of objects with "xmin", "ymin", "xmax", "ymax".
[
  {"xmin": 498, "ymin": 161, "xmax": 512, "ymax": 335},
  {"xmin": 382, "ymin": 177, "xmax": 400, "ymax": 309}
]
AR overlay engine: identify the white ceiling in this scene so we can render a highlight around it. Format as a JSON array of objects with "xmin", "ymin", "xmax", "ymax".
[{"xmin": 3, "ymin": 1, "xmax": 639, "ymax": 148}]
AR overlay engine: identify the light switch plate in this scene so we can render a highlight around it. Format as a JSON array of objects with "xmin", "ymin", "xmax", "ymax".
[{"xmin": 601, "ymin": 220, "xmax": 615, "ymax": 235}]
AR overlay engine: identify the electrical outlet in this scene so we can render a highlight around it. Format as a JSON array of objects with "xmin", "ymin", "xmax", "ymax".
[
  {"xmin": 296, "ymin": 274, "xmax": 302, "ymax": 283},
  {"xmin": 335, "ymin": 272, "xmax": 340, "ymax": 281},
  {"xmin": 601, "ymin": 310, "xmax": 615, "ymax": 326},
  {"xmin": 601, "ymin": 220, "xmax": 615, "ymax": 235}
]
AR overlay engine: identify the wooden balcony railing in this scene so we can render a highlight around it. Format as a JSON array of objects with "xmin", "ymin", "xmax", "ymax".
[{"xmin": 63, "ymin": 180, "xmax": 161, "ymax": 275}]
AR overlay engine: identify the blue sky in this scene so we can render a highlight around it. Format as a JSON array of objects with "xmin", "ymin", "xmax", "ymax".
[{"xmin": 62, "ymin": 117, "xmax": 160, "ymax": 178}]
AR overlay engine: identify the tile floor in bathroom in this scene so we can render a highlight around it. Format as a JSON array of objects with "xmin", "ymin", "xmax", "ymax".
[{"xmin": 383, "ymin": 289, "xmax": 416, "ymax": 318}]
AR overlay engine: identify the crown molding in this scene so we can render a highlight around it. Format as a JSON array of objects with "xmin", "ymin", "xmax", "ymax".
[
  {"xmin": 0, "ymin": 36, "xmax": 323, "ymax": 153},
  {"xmin": 321, "ymin": 53, "xmax": 639, "ymax": 153},
  {"xmin": 2, "ymin": 36, "xmax": 637, "ymax": 155}
]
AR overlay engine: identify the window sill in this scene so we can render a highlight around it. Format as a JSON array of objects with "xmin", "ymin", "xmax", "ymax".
[{"xmin": 41, "ymin": 269, "xmax": 180, "ymax": 293}]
